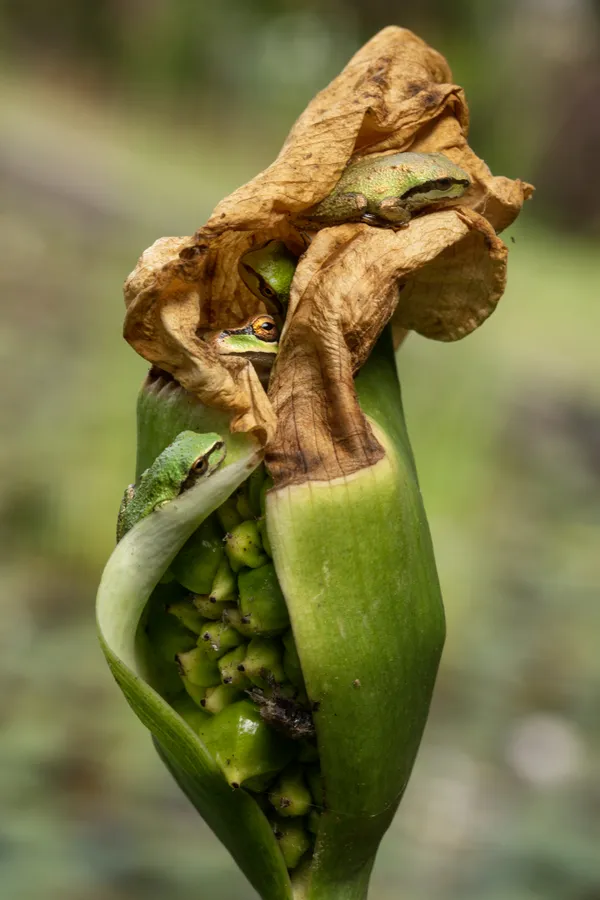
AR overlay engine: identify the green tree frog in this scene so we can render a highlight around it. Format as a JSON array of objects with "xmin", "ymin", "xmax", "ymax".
[
  {"xmin": 238, "ymin": 241, "xmax": 297, "ymax": 316},
  {"xmin": 205, "ymin": 315, "xmax": 280, "ymax": 387},
  {"xmin": 305, "ymin": 151, "xmax": 471, "ymax": 226},
  {"xmin": 117, "ymin": 431, "xmax": 226, "ymax": 541}
]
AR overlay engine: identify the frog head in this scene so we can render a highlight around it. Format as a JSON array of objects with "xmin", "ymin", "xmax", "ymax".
[
  {"xmin": 386, "ymin": 152, "xmax": 471, "ymax": 218},
  {"xmin": 116, "ymin": 431, "xmax": 227, "ymax": 542},
  {"xmin": 166, "ymin": 431, "xmax": 227, "ymax": 492},
  {"xmin": 206, "ymin": 315, "xmax": 280, "ymax": 388},
  {"xmin": 238, "ymin": 241, "xmax": 297, "ymax": 316}
]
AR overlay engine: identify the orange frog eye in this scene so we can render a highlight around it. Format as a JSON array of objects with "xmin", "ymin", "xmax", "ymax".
[{"xmin": 251, "ymin": 315, "xmax": 279, "ymax": 343}]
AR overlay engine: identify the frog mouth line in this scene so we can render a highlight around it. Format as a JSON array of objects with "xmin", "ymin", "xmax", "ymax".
[{"xmin": 401, "ymin": 177, "xmax": 470, "ymax": 200}]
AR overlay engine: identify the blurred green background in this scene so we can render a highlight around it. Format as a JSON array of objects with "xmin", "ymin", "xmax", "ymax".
[{"xmin": 1, "ymin": 2, "xmax": 599, "ymax": 898}]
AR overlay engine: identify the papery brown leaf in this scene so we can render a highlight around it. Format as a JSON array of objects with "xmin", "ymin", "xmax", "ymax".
[
  {"xmin": 267, "ymin": 208, "xmax": 506, "ymax": 486},
  {"xmin": 123, "ymin": 233, "xmax": 295, "ymax": 446},
  {"xmin": 201, "ymin": 26, "xmax": 532, "ymax": 237},
  {"xmin": 123, "ymin": 25, "xmax": 531, "ymax": 459}
]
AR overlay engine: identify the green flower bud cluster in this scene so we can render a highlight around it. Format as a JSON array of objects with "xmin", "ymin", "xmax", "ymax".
[{"xmin": 142, "ymin": 464, "xmax": 322, "ymax": 873}]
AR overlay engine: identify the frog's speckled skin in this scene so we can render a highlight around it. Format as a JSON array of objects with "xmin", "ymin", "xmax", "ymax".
[
  {"xmin": 306, "ymin": 151, "xmax": 471, "ymax": 226},
  {"xmin": 116, "ymin": 431, "xmax": 225, "ymax": 542},
  {"xmin": 238, "ymin": 241, "xmax": 297, "ymax": 316}
]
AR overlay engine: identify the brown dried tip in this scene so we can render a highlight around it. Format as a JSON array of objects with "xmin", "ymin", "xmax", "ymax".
[{"xmin": 123, "ymin": 26, "xmax": 532, "ymax": 477}]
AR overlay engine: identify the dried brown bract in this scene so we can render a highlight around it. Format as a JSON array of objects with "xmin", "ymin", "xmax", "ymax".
[{"xmin": 123, "ymin": 26, "xmax": 532, "ymax": 479}]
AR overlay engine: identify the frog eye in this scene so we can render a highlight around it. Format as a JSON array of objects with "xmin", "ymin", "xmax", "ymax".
[
  {"xmin": 436, "ymin": 178, "xmax": 453, "ymax": 190},
  {"xmin": 260, "ymin": 282, "xmax": 276, "ymax": 300},
  {"xmin": 252, "ymin": 315, "xmax": 279, "ymax": 343},
  {"xmin": 191, "ymin": 456, "xmax": 209, "ymax": 476}
]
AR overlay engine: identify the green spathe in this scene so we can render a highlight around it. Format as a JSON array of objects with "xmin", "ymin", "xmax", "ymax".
[
  {"xmin": 283, "ymin": 629, "xmax": 306, "ymax": 693},
  {"xmin": 97, "ymin": 432, "xmax": 294, "ymax": 900},
  {"xmin": 266, "ymin": 328, "xmax": 446, "ymax": 898},
  {"xmin": 97, "ymin": 328, "xmax": 445, "ymax": 900}
]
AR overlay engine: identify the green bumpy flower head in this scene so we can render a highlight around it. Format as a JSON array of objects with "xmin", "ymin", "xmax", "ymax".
[{"xmin": 97, "ymin": 328, "xmax": 445, "ymax": 900}]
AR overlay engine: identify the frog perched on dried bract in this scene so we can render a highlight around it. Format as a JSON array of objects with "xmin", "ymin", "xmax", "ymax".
[{"xmin": 304, "ymin": 151, "xmax": 471, "ymax": 227}]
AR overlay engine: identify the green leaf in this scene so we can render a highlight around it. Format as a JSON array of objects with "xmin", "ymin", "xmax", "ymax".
[
  {"xmin": 266, "ymin": 328, "xmax": 446, "ymax": 900},
  {"xmin": 96, "ymin": 436, "xmax": 293, "ymax": 900}
]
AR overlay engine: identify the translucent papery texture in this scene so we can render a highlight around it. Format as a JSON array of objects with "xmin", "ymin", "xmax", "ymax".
[
  {"xmin": 268, "ymin": 213, "xmax": 507, "ymax": 486},
  {"xmin": 123, "ymin": 26, "xmax": 532, "ymax": 452}
]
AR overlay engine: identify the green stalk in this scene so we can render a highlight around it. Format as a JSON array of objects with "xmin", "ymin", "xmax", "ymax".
[{"xmin": 267, "ymin": 327, "xmax": 445, "ymax": 899}]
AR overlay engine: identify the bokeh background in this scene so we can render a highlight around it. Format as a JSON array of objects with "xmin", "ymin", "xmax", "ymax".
[{"xmin": 1, "ymin": 2, "xmax": 599, "ymax": 899}]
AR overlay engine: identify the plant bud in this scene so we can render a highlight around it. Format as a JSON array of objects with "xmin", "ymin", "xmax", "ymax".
[
  {"xmin": 198, "ymin": 621, "xmax": 245, "ymax": 660},
  {"xmin": 166, "ymin": 600, "xmax": 207, "ymax": 635},
  {"xmin": 197, "ymin": 700, "xmax": 295, "ymax": 789},
  {"xmin": 171, "ymin": 516, "xmax": 224, "ymax": 593},
  {"xmin": 217, "ymin": 644, "xmax": 250, "ymax": 689},
  {"xmin": 208, "ymin": 557, "xmax": 237, "ymax": 603},
  {"xmin": 238, "ymin": 564, "xmax": 290, "ymax": 634},
  {"xmin": 269, "ymin": 766, "xmax": 312, "ymax": 817},
  {"xmin": 202, "ymin": 683, "xmax": 242, "ymax": 715},
  {"xmin": 272, "ymin": 817, "xmax": 312, "ymax": 870},
  {"xmin": 243, "ymin": 637, "xmax": 286, "ymax": 688},
  {"xmin": 191, "ymin": 593, "xmax": 234, "ymax": 620},
  {"xmin": 180, "ymin": 676, "xmax": 208, "ymax": 708},
  {"xmin": 176, "ymin": 647, "xmax": 221, "ymax": 688},
  {"xmin": 224, "ymin": 520, "xmax": 268, "ymax": 571},
  {"xmin": 221, "ymin": 606, "xmax": 256, "ymax": 638}
]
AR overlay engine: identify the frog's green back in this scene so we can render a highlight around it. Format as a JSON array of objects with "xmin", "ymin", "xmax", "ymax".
[
  {"xmin": 238, "ymin": 241, "xmax": 297, "ymax": 310},
  {"xmin": 306, "ymin": 150, "xmax": 470, "ymax": 224},
  {"xmin": 337, "ymin": 151, "xmax": 470, "ymax": 195}
]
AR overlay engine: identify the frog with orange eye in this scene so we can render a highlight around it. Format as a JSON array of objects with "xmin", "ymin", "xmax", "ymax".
[{"xmin": 204, "ymin": 315, "xmax": 279, "ymax": 387}]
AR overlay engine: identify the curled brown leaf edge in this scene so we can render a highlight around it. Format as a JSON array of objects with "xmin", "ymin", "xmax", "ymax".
[{"xmin": 123, "ymin": 26, "xmax": 533, "ymax": 484}]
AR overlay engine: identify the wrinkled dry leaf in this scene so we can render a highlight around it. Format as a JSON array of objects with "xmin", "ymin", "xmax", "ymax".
[
  {"xmin": 201, "ymin": 26, "xmax": 532, "ymax": 236},
  {"xmin": 123, "ymin": 26, "xmax": 532, "ymax": 477},
  {"xmin": 267, "ymin": 209, "xmax": 506, "ymax": 486}
]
